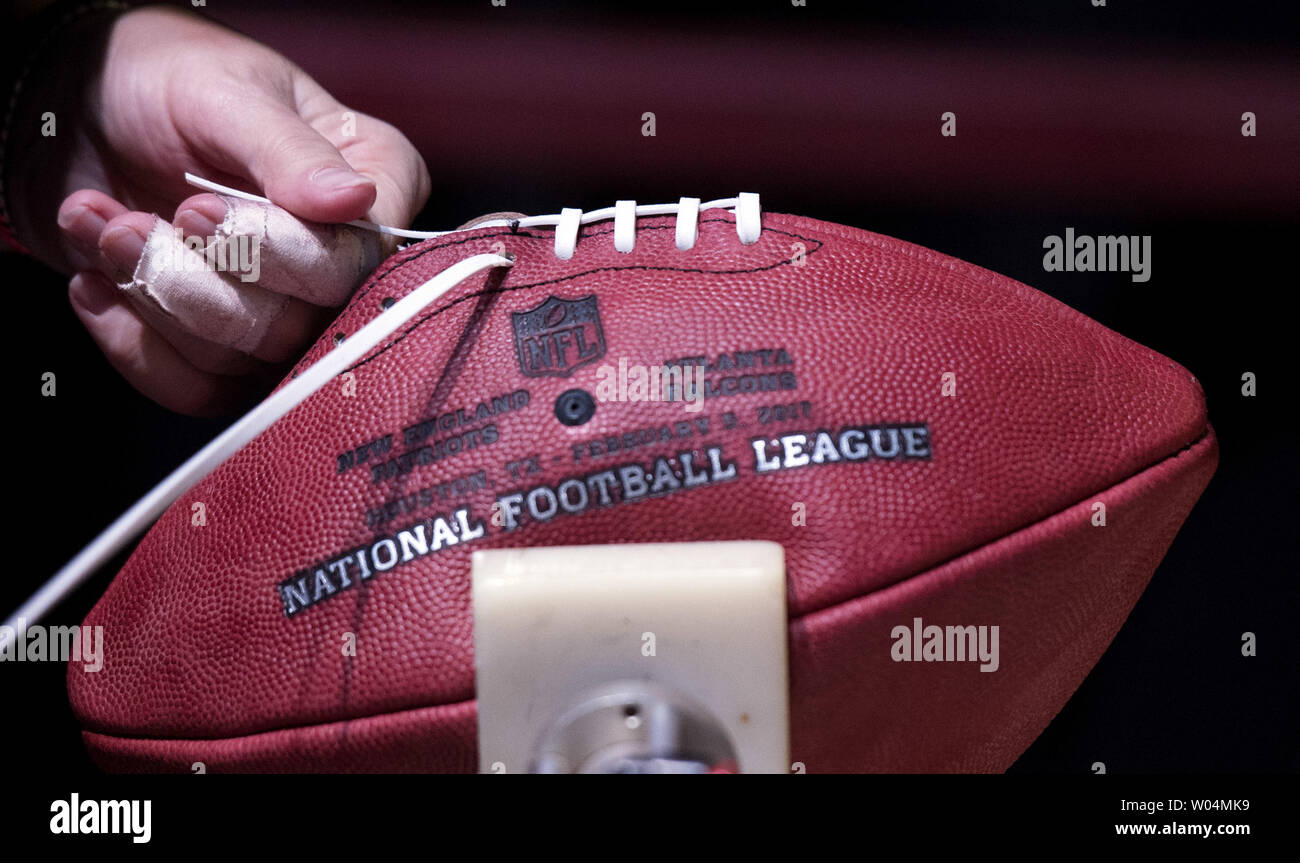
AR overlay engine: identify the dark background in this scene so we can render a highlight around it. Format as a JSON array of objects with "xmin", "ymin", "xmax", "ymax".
[{"xmin": 4, "ymin": 0, "xmax": 1296, "ymax": 773}]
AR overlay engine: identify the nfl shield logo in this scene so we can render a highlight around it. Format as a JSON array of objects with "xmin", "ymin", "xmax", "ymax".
[{"xmin": 512, "ymin": 295, "xmax": 606, "ymax": 377}]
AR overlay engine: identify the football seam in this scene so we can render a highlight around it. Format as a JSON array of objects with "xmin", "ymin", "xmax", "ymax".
[
  {"xmin": 78, "ymin": 426, "xmax": 1214, "ymax": 747},
  {"xmin": 298, "ymin": 212, "xmax": 1186, "ymax": 405},
  {"xmin": 291, "ymin": 217, "xmax": 826, "ymax": 377},
  {"xmin": 796, "ymin": 425, "xmax": 1214, "ymax": 620}
]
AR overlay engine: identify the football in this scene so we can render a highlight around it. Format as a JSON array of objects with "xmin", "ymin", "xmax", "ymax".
[{"xmin": 67, "ymin": 197, "xmax": 1216, "ymax": 772}]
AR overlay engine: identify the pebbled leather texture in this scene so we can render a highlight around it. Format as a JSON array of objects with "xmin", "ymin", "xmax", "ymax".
[{"xmin": 68, "ymin": 208, "xmax": 1216, "ymax": 772}]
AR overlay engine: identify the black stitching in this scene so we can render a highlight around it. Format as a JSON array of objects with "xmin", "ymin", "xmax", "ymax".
[{"xmin": 293, "ymin": 218, "xmax": 825, "ymax": 377}]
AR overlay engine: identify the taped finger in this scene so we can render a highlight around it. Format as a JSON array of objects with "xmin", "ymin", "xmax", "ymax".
[
  {"xmin": 120, "ymin": 217, "xmax": 326, "ymax": 362},
  {"xmin": 209, "ymin": 195, "xmax": 383, "ymax": 307}
]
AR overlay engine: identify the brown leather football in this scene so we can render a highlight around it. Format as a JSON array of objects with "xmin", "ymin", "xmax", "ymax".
[{"xmin": 68, "ymin": 199, "xmax": 1216, "ymax": 772}]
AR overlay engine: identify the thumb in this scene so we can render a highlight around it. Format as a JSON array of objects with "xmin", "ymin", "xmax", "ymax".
[{"xmin": 198, "ymin": 94, "xmax": 376, "ymax": 224}]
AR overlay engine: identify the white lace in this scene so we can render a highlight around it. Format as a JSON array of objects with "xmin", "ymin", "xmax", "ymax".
[
  {"xmin": 184, "ymin": 174, "xmax": 762, "ymax": 257},
  {"xmin": 0, "ymin": 253, "xmax": 510, "ymax": 646},
  {"xmin": 0, "ymin": 179, "xmax": 767, "ymax": 642}
]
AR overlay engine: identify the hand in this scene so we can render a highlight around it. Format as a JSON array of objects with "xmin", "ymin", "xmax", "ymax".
[{"xmin": 25, "ymin": 6, "xmax": 430, "ymax": 414}]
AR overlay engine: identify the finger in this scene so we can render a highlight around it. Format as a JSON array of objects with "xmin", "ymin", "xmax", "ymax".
[
  {"xmin": 331, "ymin": 116, "xmax": 431, "ymax": 231},
  {"xmin": 92, "ymin": 211, "xmax": 155, "ymax": 281},
  {"xmin": 68, "ymin": 271, "xmax": 252, "ymax": 417},
  {"xmin": 71, "ymin": 257, "xmax": 264, "ymax": 377},
  {"xmin": 172, "ymin": 193, "xmax": 227, "ymax": 240},
  {"xmin": 100, "ymin": 215, "xmax": 331, "ymax": 362},
  {"xmin": 180, "ymin": 194, "xmax": 382, "ymax": 307},
  {"xmin": 185, "ymin": 92, "xmax": 376, "ymax": 224},
  {"xmin": 57, "ymin": 190, "xmax": 129, "ymax": 273},
  {"xmin": 292, "ymin": 74, "xmax": 428, "ymax": 231}
]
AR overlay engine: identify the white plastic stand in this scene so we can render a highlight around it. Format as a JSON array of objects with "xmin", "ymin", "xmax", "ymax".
[{"xmin": 472, "ymin": 541, "xmax": 789, "ymax": 773}]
